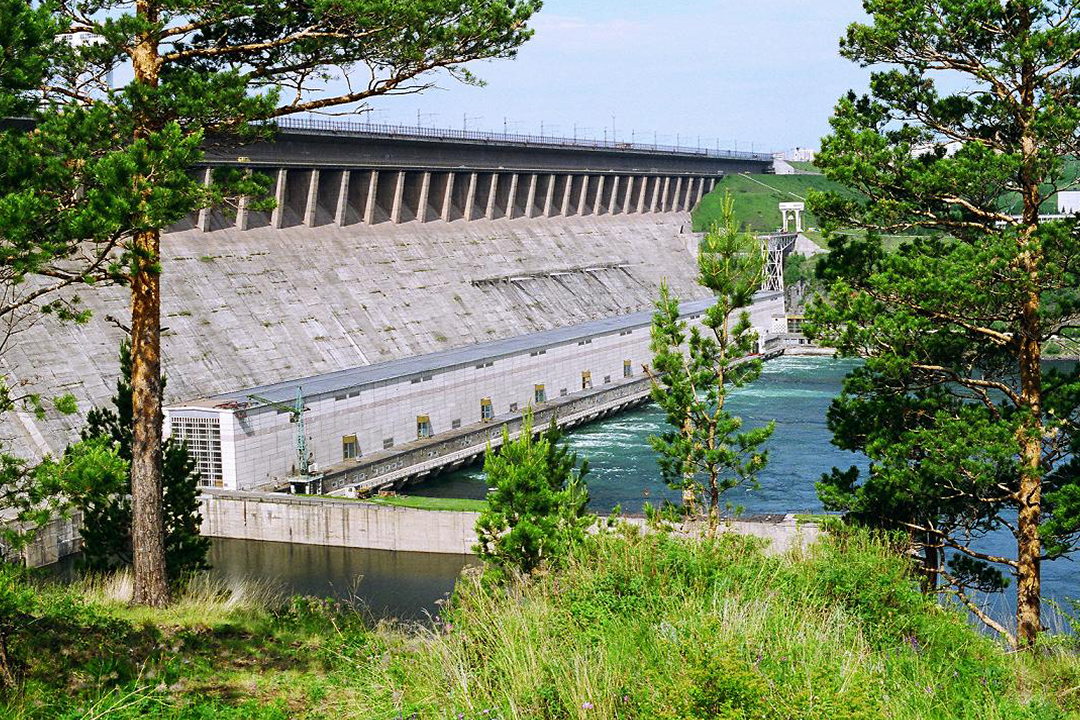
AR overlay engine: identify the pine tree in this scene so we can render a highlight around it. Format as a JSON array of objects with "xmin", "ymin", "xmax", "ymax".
[
  {"xmin": 474, "ymin": 416, "xmax": 591, "ymax": 577},
  {"xmin": 648, "ymin": 194, "xmax": 774, "ymax": 535},
  {"xmin": 13, "ymin": 0, "xmax": 541, "ymax": 605},
  {"xmin": 75, "ymin": 340, "xmax": 209, "ymax": 580},
  {"xmin": 806, "ymin": 0, "xmax": 1080, "ymax": 648}
]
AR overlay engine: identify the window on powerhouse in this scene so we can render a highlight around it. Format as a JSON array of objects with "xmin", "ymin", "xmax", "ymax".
[
  {"xmin": 417, "ymin": 415, "xmax": 433, "ymax": 439},
  {"xmin": 342, "ymin": 434, "xmax": 359, "ymax": 460},
  {"xmin": 582, "ymin": 370, "xmax": 592, "ymax": 390},
  {"xmin": 534, "ymin": 384, "xmax": 546, "ymax": 403},
  {"xmin": 481, "ymin": 397, "xmax": 493, "ymax": 421},
  {"xmin": 624, "ymin": 359, "xmax": 633, "ymax": 378}
]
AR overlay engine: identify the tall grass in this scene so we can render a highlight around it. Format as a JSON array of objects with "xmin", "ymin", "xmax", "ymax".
[
  {"xmin": 343, "ymin": 529, "xmax": 1080, "ymax": 719},
  {"xmin": 4, "ymin": 530, "xmax": 1079, "ymax": 719},
  {"xmin": 73, "ymin": 568, "xmax": 283, "ymax": 625}
]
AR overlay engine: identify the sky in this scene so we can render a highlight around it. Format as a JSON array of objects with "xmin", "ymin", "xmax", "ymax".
[{"xmin": 360, "ymin": 0, "xmax": 872, "ymax": 155}]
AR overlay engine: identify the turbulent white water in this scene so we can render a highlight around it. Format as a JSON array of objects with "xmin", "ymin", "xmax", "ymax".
[{"xmin": 416, "ymin": 356, "xmax": 864, "ymax": 515}]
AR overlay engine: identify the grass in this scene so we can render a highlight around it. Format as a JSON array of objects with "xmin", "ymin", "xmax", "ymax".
[
  {"xmin": 2, "ymin": 530, "xmax": 1079, "ymax": 719},
  {"xmin": 693, "ymin": 173, "xmax": 859, "ymax": 233},
  {"xmin": 298, "ymin": 492, "xmax": 487, "ymax": 512},
  {"xmin": 996, "ymin": 157, "xmax": 1080, "ymax": 215},
  {"xmin": 786, "ymin": 160, "xmax": 821, "ymax": 173},
  {"xmin": 693, "ymin": 176, "xmax": 924, "ymax": 253},
  {"xmin": 359, "ymin": 493, "xmax": 487, "ymax": 512}
]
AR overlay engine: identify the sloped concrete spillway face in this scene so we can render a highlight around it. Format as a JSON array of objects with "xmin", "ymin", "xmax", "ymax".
[{"xmin": 5, "ymin": 124, "xmax": 751, "ymax": 466}]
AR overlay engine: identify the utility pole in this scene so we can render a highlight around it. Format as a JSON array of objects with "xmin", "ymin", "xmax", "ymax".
[
  {"xmin": 463, "ymin": 113, "xmax": 482, "ymax": 131},
  {"xmin": 416, "ymin": 109, "xmax": 437, "ymax": 127},
  {"xmin": 363, "ymin": 107, "xmax": 388, "ymax": 127},
  {"xmin": 611, "ymin": 115, "xmax": 616, "ymax": 143}
]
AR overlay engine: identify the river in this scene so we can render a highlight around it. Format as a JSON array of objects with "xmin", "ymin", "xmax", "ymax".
[
  {"xmin": 208, "ymin": 356, "xmax": 1075, "ymax": 629},
  {"xmin": 409, "ymin": 355, "xmax": 862, "ymax": 515}
]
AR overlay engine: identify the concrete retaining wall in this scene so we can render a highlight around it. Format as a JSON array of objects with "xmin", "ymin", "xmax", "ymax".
[
  {"xmin": 201, "ymin": 490, "xmax": 480, "ymax": 555},
  {"xmin": 200, "ymin": 489, "xmax": 822, "ymax": 557},
  {"xmin": 0, "ymin": 510, "xmax": 82, "ymax": 568}
]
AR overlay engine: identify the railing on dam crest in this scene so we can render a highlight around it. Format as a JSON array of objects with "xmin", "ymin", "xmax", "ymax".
[{"xmin": 273, "ymin": 116, "xmax": 774, "ymax": 162}]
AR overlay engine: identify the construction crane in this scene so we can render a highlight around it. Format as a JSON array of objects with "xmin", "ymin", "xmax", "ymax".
[{"xmin": 247, "ymin": 386, "xmax": 312, "ymax": 476}]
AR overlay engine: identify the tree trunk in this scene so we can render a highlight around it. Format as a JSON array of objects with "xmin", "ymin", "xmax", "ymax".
[
  {"xmin": 130, "ymin": 0, "xmax": 169, "ymax": 606},
  {"xmin": 130, "ymin": 228, "xmax": 168, "ymax": 606},
  {"xmin": 920, "ymin": 532, "xmax": 938, "ymax": 593},
  {"xmin": 1015, "ymin": 72, "xmax": 1043, "ymax": 644},
  {"xmin": 707, "ymin": 476, "xmax": 720, "ymax": 539},
  {"xmin": 1016, "ymin": 292, "xmax": 1043, "ymax": 647}
]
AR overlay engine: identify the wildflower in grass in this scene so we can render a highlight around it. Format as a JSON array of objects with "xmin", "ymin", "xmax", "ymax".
[{"xmin": 581, "ymin": 701, "xmax": 593, "ymax": 710}]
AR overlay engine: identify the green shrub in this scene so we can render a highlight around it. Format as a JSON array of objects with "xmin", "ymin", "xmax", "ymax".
[{"xmin": 474, "ymin": 415, "xmax": 592, "ymax": 578}]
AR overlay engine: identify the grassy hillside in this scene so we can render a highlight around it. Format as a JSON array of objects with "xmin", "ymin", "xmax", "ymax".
[
  {"xmin": 998, "ymin": 157, "xmax": 1080, "ymax": 215},
  {"xmin": 702, "ymin": 159, "xmax": 1080, "ymax": 241},
  {"xmin": 692, "ymin": 173, "xmax": 856, "ymax": 234},
  {"xmin": 3, "ymin": 530, "xmax": 1079, "ymax": 719},
  {"xmin": 786, "ymin": 160, "xmax": 821, "ymax": 173}
]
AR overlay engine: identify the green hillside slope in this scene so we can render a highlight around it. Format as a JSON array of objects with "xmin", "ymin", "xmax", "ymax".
[
  {"xmin": 701, "ymin": 159, "xmax": 1080, "ymax": 239},
  {"xmin": 693, "ymin": 173, "xmax": 856, "ymax": 233}
]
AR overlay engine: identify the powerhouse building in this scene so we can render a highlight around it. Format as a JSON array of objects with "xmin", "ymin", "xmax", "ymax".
[{"xmin": 165, "ymin": 292, "xmax": 784, "ymax": 493}]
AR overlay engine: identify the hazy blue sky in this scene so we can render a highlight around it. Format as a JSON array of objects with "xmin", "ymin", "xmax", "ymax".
[{"xmin": 361, "ymin": 1, "xmax": 871, "ymax": 154}]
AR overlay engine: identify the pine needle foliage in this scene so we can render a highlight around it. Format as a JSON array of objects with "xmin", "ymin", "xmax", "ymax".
[
  {"xmin": 805, "ymin": 0, "xmax": 1080, "ymax": 648},
  {"xmin": 1, "ymin": 0, "xmax": 541, "ymax": 605},
  {"xmin": 648, "ymin": 193, "xmax": 775, "ymax": 534},
  {"xmin": 474, "ymin": 415, "xmax": 592, "ymax": 578}
]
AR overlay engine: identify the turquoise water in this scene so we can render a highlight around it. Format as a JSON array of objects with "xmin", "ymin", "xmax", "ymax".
[
  {"xmin": 411, "ymin": 355, "xmax": 864, "ymax": 514},
  {"xmin": 410, "ymin": 355, "xmax": 1077, "ymax": 629}
]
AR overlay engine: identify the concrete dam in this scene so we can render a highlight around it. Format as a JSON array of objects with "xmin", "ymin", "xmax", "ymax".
[{"xmin": 7, "ymin": 119, "xmax": 780, "ymax": 498}]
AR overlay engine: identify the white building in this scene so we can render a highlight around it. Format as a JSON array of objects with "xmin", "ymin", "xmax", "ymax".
[
  {"xmin": 165, "ymin": 293, "xmax": 785, "ymax": 492},
  {"xmin": 1058, "ymin": 191, "xmax": 1080, "ymax": 215}
]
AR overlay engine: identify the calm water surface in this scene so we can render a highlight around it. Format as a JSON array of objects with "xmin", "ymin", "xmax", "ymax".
[{"xmin": 207, "ymin": 538, "xmax": 478, "ymax": 621}]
